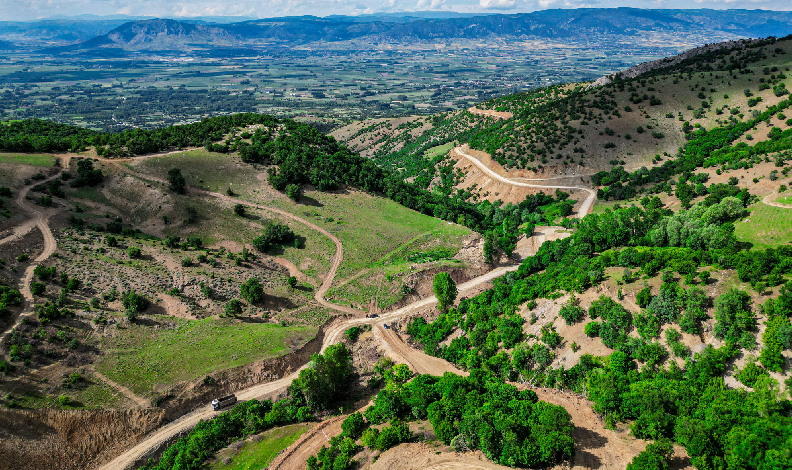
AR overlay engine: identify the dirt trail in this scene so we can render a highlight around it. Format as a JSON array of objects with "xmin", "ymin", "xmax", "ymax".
[
  {"xmin": 92, "ymin": 369, "xmax": 150, "ymax": 409},
  {"xmin": 762, "ymin": 190, "xmax": 792, "ymax": 209},
  {"xmin": 376, "ymin": 327, "xmax": 663, "ymax": 470},
  {"xmin": 467, "ymin": 107, "xmax": 513, "ymax": 120},
  {"xmin": 2, "ymin": 164, "xmax": 67, "ymax": 338},
  {"xmin": 269, "ymin": 414, "xmax": 346, "ymax": 470},
  {"xmin": 0, "ymin": 218, "xmax": 38, "ymax": 246},
  {"xmin": 97, "ymin": 260, "xmax": 518, "ymax": 470},
  {"xmin": 92, "ymin": 152, "xmax": 614, "ymax": 470},
  {"xmin": 97, "ymin": 157, "xmax": 358, "ymax": 316},
  {"xmin": 453, "ymin": 146, "xmax": 596, "ymax": 218}
]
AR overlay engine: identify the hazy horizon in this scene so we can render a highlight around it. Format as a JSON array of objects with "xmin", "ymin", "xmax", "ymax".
[{"xmin": 3, "ymin": 1, "xmax": 790, "ymax": 22}]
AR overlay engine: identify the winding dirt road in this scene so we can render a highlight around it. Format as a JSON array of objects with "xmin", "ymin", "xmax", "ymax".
[
  {"xmin": 2, "ymin": 164, "xmax": 67, "ymax": 339},
  {"xmin": 49, "ymin": 151, "xmax": 610, "ymax": 470},
  {"xmin": 762, "ymin": 190, "xmax": 792, "ymax": 209},
  {"xmin": 96, "ymin": 262, "xmax": 517, "ymax": 470},
  {"xmin": 453, "ymin": 146, "xmax": 596, "ymax": 218}
]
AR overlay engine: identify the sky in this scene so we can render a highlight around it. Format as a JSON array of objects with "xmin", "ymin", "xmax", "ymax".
[{"xmin": 3, "ymin": 0, "xmax": 792, "ymax": 22}]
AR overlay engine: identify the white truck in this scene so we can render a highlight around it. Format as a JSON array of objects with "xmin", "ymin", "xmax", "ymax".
[{"xmin": 211, "ymin": 394, "xmax": 237, "ymax": 411}]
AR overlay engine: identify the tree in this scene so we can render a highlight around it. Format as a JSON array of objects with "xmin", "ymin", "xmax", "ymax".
[
  {"xmin": 287, "ymin": 276, "xmax": 298, "ymax": 289},
  {"xmin": 559, "ymin": 296, "xmax": 585, "ymax": 325},
  {"xmin": 285, "ymin": 184, "xmax": 302, "ymax": 202},
  {"xmin": 626, "ymin": 439, "xmax": 674, "ymax": 470},
  {"xmin": 168, "ymin": 168, "xmax": 186, "ymax": 194},
  {"xmin": 240, "ymin": 278, "xmax": 265, "ymax": 304},
  {"xmin": 122, "ymin": 290, "xmax": 149, "ymax": 313},
  {"xmin": 433, "ymin": 272, "xmax": 457, "ymax": 312},
  {"xmin": 714, "ymin": 289, "xmax": 756, "ymax": 348},
  {"xmin": 127, "ymin": 246, "xmax": 142, "ymax": 258},
  {"xmin": 636, "ymin": 286, "xmax": 653, "ymax": 308},
  {"xmin": 291, "ymin": 343, "xmax": 353, "ymax": 411},
  {"xmin": 225, "ymin": 299, "xmax": 243, "ymax": 317},
  {"xmin": 233, "ymin": 204, "xmax": 246, "ymax": 217},
  {"xmin": 341, "ymin": 412, "xmax": 366, "ymax": 439}
]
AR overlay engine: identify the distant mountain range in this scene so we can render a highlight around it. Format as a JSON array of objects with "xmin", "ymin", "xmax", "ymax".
[{"xmin": 3, "ymin": 8, "xmax": 790, "ymax": 55}]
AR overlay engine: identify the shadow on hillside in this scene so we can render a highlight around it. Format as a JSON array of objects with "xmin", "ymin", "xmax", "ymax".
[{"xmin": 296, "ymin": 195, "xmax": 322, "ymax": 207}]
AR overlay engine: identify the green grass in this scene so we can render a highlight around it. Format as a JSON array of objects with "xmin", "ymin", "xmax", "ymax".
[
  {"xmin": 734, "ymin": 202, "xmax": 792, "ymax": 249},
  {"xmin": 3, "ymin": 373, "xmax": 131, "ymax": 410},
  {"xmin": 0, "ymin": 153, "xmax": 57, "ymax": 167},
  {"xmin": 269, "ymin": 190, "xmax": 471, "ymax": 279},
  {"xmin": 134, "ymin": 150, "xmax": 260, "ymax": 193},
  {"xmin": 209, "ymin": 423, "xmax": 311, "ymax": 470},
  {"xmin": 423, "ymin": 141, "xmax": 457, "ymax": 160},
  {"xmin": 777, "ymin": 194, "xmax": 792, "ymax": 205},
  {"xmin": 96, "ymin": 317, "xmax": 315, "ymax": 395}
]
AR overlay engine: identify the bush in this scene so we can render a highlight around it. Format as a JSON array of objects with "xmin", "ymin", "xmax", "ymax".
[
  {"xmin": 252, "ymin": 223, "xmax": 295, "ymax": 252},
  {"xmin": 30, "ymin": 282, "xmax": 46, "ymax": 296},
  {"xmin": 224, "ymin": 299, "xmax": 243, "ymax": 317},
  {"xmin": 240, "ymin": 278, "xmax": 265, "ymax": 304},
  {"xmin": 584, "ymin": 321, "xmax": 600, "ymax": 337},
  {"xmin": 106, "ymin": 235, "xmax": 118, "ymax": 247},
  {"xmin": 285, "ymin": 184, "xmax": 302, "ymax": 202},
  {"xmin": 127, "ymin": 246, "xmax": 142, "ymax": 258},
  {"xmin": 559, "ymin": 297, "xmax": 585, "ymax": 325},
  {"xmin": 361, "ymin": 427, "xmax": 379, "ymax": 448},
  {"xmin": 168, "ymin": 168, "xmax": 186, "ymax": 194},
  {"xmin": 626, "ymin": 439, "xmax": 673, "ymax": 470},
  {"xmin": 714, "ymin": 289, "xmax": 756, "ymax": 348},
  {"xmin": 122, "ymin": 290, "xmax": 149, "ymax": 313},
  {"xmin": 374, "ymin": 420, "xmax": 413, "ymax": 451},
  {"xmin": 341, "ymin": 412, "xmax": 366, "ymax": 439},
  {"xmin": 34, "ymin": 265, "xmax": 56, "ymax": 280}
]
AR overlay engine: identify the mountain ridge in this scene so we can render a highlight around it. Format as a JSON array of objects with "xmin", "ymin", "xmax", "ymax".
[{"xmin": 38, "ymin": 8, "xmax": 792, "ymax": 55}]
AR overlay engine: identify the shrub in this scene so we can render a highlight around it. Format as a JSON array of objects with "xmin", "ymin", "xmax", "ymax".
[
  {"xmin": 225, "ymin": 299, "xmax": 243, "ymax": 317},
  {"xmin": 559, "ymin": 297, "xmax": 585, "ymax": 325},
  {"xmin": 584, "ymin": 321, "xmax": 600, "ymax": 337},
  {"xmin": 127, "ymin": 246, "xmax": 142, "ymax": 258},
  {"xmin": 341, "ymin": 412, "xmax": 366, "ymax": 439},
  {"xmin": 122, "ymin": 290, "xmax": 149, "ymax": 313},
  {"xmin": 285, "ymin": 184, "xmax": 302, "ymax": 202},
  {"xmin": 252, "ymin": 223, "xmax": 295, "ymax": 252},
  {"xmin": 30, "ymin": 282, "xmax": 46, "ymax": 296},
  {"xmin": 168, "ymin": 168, "xmax": 186, "ymax": 194},
  {"xmin": 240, "ymin": 278, "xmax": 265, "ymax": 304}
]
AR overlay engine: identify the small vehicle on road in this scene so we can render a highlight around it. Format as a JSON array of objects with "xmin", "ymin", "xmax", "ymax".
[
  {"xmin": 366, "ymin": 313, "xmax": 379, "ymax": 318},
  {"xmin": 211, "ymin": 394, "xmax": 237, "ymax": 411},
  {"xmin": 383, "ymin": 323, "xmax": 389, "ymax": 329}
]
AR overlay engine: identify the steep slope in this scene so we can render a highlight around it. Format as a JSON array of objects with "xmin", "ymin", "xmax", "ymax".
[{"xmin": 338, "ymin": 36, "xmax": 792, "ymax": 206}]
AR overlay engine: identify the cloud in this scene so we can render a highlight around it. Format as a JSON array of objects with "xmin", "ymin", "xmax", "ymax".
[
  {"xmin": 417, "ymin": 0, "xmax": 447, "ymax": 9},
  {"xmin": 480, "ymin": 0, "xmax": 517, "ymax": 9}
]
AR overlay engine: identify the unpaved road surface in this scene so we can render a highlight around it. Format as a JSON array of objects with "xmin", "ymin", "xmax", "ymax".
[
  {"xmin": 98, "ymin": 157, "xmax": 358, "ymax": 316},
  {"xmin": 92, "ymin": 152, "xmax": 650, "ymax": 470},
  {"xmin": 453, "ymin": 146, "xmax": 596, "ymax": 218},
  {"xmin": 2, "ymin": 164, "xmax": 66, "ymax": 339},
  {"xmin": 467, "ymin": 107, "xmax": 513, "ymax": 120},
  {"xmin": 97, "ymin": 262, "xmax": 519, "ymax": 470},
  {"xmin": 762, "ymin": 190, "xmax": 792, "ymax": 209}
]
